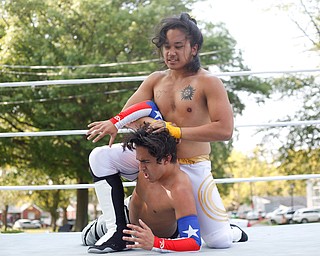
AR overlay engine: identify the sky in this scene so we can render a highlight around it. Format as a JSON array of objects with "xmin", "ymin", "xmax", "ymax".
[{"xmin": 192, "ymin": 0, "xmax": 319, "ymax": 154}]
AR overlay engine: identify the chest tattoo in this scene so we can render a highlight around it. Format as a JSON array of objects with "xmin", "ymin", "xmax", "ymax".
[
  {"xmin": 155, "ymin": 90, "xmax": 166, "ymax": 99},
  {"xmin": 181, "ymin": 85, "xmax": 196, "ymax": 100}
]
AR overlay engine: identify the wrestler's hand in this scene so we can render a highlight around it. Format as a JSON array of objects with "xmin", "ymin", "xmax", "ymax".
[
  {"xmin": 122, "ymin": 219, "xmax": 154, "ymax": 251},
  {"xmin": 86, "ymin": 120, "xmax": 118, "ymax": 146},
  {"xmin": 149, "ymin": 120, "xmax": 182, "ymax": 139},
  {"xmin": 148, "ymin": 120, "xmax": 166, "ymax": 133}
]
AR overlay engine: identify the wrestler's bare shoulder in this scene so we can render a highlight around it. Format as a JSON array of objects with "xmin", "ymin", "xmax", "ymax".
[
  {"xmin": 145, "ymin": 69, "xmax": 224, "ymax": 94},
  {"xmin": 147, "ymin": 70, "xmax": 168, "ymax": 81},
  {"xmin": 170, "ymin": 170, "xmax": 193, "ymax": 195},
  {"xmin": 139, "ymin": 71, "xmax": 167, "ymax": 89},
  {"xmin": 194, "ymin": 69, "xmax": 224, "ymax": 87},
  {"xmin": 135, "ymin": 71, "xmax": 167, "ymax": 93}
]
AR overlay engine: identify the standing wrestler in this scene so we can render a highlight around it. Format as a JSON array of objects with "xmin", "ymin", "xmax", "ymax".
[
  {"xmin": 83, "ymin": 124, "xmax": 202, "ymax": 252},
  {"xmin": 86, "ymin": 13, "xmax": 247, "ymax": 253}
]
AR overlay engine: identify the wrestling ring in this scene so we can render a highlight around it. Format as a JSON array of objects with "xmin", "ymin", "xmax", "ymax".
[{"xmin": 1, "ymin": 68, "xmax": 320, "ymax": 255}]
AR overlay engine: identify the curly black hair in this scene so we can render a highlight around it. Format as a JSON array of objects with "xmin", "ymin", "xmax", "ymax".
[
  {"xmin": 152, "ymin": 12, "xmax": 203, "ymax": 73},
  {"xmin": 122, "ymin": 123, "xmax": 178, "ymax": 164}
]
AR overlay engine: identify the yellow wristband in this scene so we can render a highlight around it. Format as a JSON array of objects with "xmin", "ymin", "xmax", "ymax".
[{"xmin": 164, "ymin": 122, "xmax": 181, "ymax": 139}]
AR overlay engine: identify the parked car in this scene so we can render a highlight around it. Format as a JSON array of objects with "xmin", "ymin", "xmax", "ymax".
[
  {"xmin": 246, "ymin": 210, "xmax": 266, "ymax": 220},
  {"xmin": 283, "ymin": 210, "xmax": 296, "ymax": 224},
  {"xmin": 13, "ymin": 219, "xmax": 41, "ymax": 229},
  {"xmin": 265, "ymin": 208, "xmax": 283, "ymax": 220},
  {"xmin": 269, "ymin": 209, "xmax": 296, "ymax": 225},
  {"xmin": 31, "ymin": 220, "xmax": 43, "ymax": 228},
  {"xmin": 292, "ymin": 208, "xmax": 320, "ymax": 224}
]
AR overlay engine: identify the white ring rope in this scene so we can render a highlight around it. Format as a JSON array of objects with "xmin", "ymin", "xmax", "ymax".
[
  {"xmin": 0, "ymin": 76, "xmax": 147, "ymax": 88},
  {"xmin": 0, "ymin": 129, "xmax": 131, "ymax": 138},
  {"xmin": 0, "ymin": 68, "xmax": 319, "ymax": 88},
  {"xmin": 0, "ymin": 120, "xmax": 319, "ymax": 138},
  {"xmin": 1, "ymin": 70, "xmax": 319, "ymax": 193},
  {"xmin": 0, "ymin": 50, "xmax": 223, "ymax": 70},
  {"xmin": 1, "ymin": 174, "xmax": 319, "ymax": 191},
  {"xmin": 234, "ymin": 120, "xmax": 320, "ymax": 128}
]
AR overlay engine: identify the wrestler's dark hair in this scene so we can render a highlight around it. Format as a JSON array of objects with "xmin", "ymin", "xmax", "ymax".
[
  {"xmin": 152, "ymin": 12, "xmax": 203, "ymax": 73},
  {"xmin": 122, "ymin": 123, "xmax": 178, "ymax": 164}
]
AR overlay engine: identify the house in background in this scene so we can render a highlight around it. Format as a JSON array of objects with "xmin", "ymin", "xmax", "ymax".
[
  {"xmin": 307, "ymin": 179, "xmax": 320, "ymax": 208},
  {"xmin": 0, "ymin": 205, "xmax": 21, "ymax": 224},
  {"xmin": 255, "ymin": 196, "xmax": 307, "ymax": 213},
  {"xmin": 241, "ymin": 179, "xmax": 320, "ymax": 216},
  {"xmin": 20, "ymin": 204, "xmax": 42, "ymax": 220},
  {"xmin": 0, "ymin": 203, "xmax": 47, "ymax": 225}
]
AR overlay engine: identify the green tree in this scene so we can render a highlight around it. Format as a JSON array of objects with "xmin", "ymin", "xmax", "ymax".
[
  {"xmin": 0, "ymin": 0, "xmax": 272, "ymax": 231},
  {"xmin": 263, "ymin": 76, "xmax": 319, "ymax": 193},
  {"xmin": 223, "ymin": 149, "xmax": 288, "ymax": 210},
  {"xmin": 258, "ymin": 0, "xmax": 320, "ymax": 196},
  {"xmin": 0, "ymin": 0, "xmax": 198, "ymax": 232},
  {"xmin": 200, "ymin": 21, "xmax": 272, "ymax": 187},
  {"xmin": 275, "ymin": 0, "xmax": 320, "ymax": 50},
  {"xmin": 0, "ymin": 166, "xmax": 26, "ymax": 230},
  {"xmin": 20, "ymin": 169, "xmax": 77, "ymax": 231}
]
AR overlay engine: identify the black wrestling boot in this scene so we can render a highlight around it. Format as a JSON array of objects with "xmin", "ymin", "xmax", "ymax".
[
  {"xmin": 88, "ymin": 232, "xmax": 129, "ymax": 253},
  {"xmin": 230, "ymin": 224, "xmax": 249, "ymax": 242},
  {"xmin": 88, "ymin": 173, "xmax": 129, "ymax": 253}
]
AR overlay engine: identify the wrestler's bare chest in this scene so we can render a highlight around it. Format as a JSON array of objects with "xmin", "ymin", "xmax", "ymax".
[
  {"xmin": 153, "ymin": 79, "xmax": 207, "ymax": 125},
  {"xmin": 133, "ymin": 178, "xmax": 175, "ymax": 217},
  {"xmin": 129, "ymin": 176, "xmax": 177, "ymax": 237}
]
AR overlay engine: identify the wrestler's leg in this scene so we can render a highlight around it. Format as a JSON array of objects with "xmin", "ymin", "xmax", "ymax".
[
  {"xmin": 87, "ymin": 144, "xmax": 138, "ymax": 253},
  {"xmin": 81, "ymin": 196, "xmax": 132, "ymax": 246},
  {"xmin": 181, "ymin": 162, "xmax": 248, "ymax": 248},
  {"xmin": 181, "ymin": 162, "xmax": 233, "ymax": 248}
]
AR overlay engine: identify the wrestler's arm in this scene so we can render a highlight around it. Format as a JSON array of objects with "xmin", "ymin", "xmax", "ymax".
[
  {"xmin": 121, "ymin": 72, "xmax": 162, "ymax": 129},
  {"xmin": 87, "ymin": 100, "xmax": 161, "ymax": 144},
  {"xmin": 123, "ymin": 217, "xmax": 201, "ymax": 252},
  {"xmin": 109, "ymin": 100, "xmax": 163, "ymax": 129},
  {"xmin": 86, "ymin": 72, "xmax": 161, "ymax": 143},
  {"xmin": 122, "ymin": 72, "xmax": 159, "ymax": 109},
  {"xmin": 180, "ymin": 75, "xmax": 234, "ymax": 141},
  {"xmin": 152, "ymin": 183, "xmax": 201, "ymax": 252},
  {"xmin": 123, "ymin": 178, "xmax": 201, "ymax": 252}
]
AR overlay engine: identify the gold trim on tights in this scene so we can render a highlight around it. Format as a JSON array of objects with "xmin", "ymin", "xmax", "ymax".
[{"xmin": 178, "ymin": 155, "xmax": 210, "ymax": 165}]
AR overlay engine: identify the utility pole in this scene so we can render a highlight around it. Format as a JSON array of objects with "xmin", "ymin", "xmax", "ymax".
[{"xmin": 290, "ymin": 183, "xmax": 295, "ymax": 209}]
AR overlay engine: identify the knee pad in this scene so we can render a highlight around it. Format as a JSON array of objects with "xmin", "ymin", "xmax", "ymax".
[
  {"xmin": 89, "ymin": 146, "xmax": 118, "ymax": 180},
  {"xmin": 88, "ymin": 147, "xmax": 104, "ymax": 177},
  {"xmin": 89, "ymin": 147, "xmax": 101, "ymax": 179}
]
